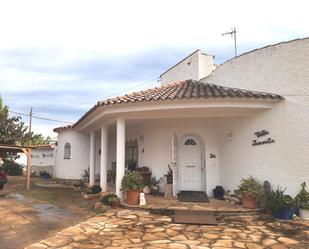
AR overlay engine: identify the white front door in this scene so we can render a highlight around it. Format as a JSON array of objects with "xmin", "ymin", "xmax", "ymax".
[{"xmin": 179, "ymin": 136, "xmax": 203, "ymax": 191}]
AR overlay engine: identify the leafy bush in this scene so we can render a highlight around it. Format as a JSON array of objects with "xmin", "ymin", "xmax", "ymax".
[
  {"xmin": 300, "ymin": 202, "xmax": 309, "ymax": 209},
  {"xmin": 108, "ymin": 196, "xmax": 120, "ymax": 204},
  {"xmin": 147, "ymin": 176, "xmax": 165, "ymax": 192},
  {"xmin": 164, "ymin": 165, "xmax": 173, "ymax": 177},
  {"xmin": 121, "ymin": 171, "xmax": 144, "ymax": 192},
  {"xmin": 90, "ymin": 185, "xmax": 102, "ymax": 194},
  {"xmin": 73, "ymin": 179, "xmax": 85, "ymax": 189},
  {"xmin": 101, "ymin": 193, "xmax": 117, "ymax": 204},
  {"xmin": 266, "ymin": 186, "xmax": 296, "ymax": 211},
  {"xmin": 2, "ymin": 160, "xmax": 24, "ymax": 176},
  {"xmin": 213, "ymin": 185, "xmax": 224, "ymax": 193},
  {"xmin": 296, "ymin": 182, "xmax": 309, "ymax": 210},
  {"xmin": 235, "ymin": 176, "xmax": 264, "ymax": 199},
  {"xmin": 147, "ymin": 176, "xmax": 165, "ymax": 187}
]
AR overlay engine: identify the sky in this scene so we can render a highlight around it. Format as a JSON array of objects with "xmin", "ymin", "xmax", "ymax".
[{"xmin": 0, "ymin": 0, "xmax": 308, "ymax": 138}]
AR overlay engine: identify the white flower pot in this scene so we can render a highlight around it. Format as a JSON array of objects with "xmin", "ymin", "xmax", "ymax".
[{"xmin": 299, "ymin": 208, "xmax": 309, "ymax": 220}]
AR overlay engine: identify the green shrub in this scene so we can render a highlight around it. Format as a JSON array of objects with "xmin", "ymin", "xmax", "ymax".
[
  {"xmin": 121, "ymin": 171, "xmax": 144, "ymax": 192},
  {"xmin": 266, "ymin": 186, "xmax": 296, "ymax": 211},
  {"xmin": 296, "ymin": 182, "xmax": 309, "ymax": 210},
  {"xmin": 235, "ymin": 176, "xmax": 264, "ymax": 199},
  {"xmin": 101, "ymin": 193, "xmax": 117, "ymax": 204},
  {"xmin": 108, "ymin": 196, "xmax": 120, "ymax": 204},
  {"xmin": 2, "ymin": 160, "xmax": 24, "ymax": 176},
  {"xmin": 73, "ymin": 179, "xmax": 85, "ymax": 189},
  {"xmin": 90, "ymin": 185, "xmax": 102, "ymax": 194}
]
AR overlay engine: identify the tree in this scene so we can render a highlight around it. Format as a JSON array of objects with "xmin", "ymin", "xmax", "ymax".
[
  {"xmin": 0, "ymin": 96, "xmax": 52, "ymax": 159},
  {"xmin": 31, "ymin": 134, "xmax": 52, "ymax": 145},
  {"xmin": 0, "ymin": 96, "xmax": 28, "ymax": 159}
]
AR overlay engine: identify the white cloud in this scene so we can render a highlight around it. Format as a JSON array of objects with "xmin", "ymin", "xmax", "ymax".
[
  {"xmin": 0, "ymin": 0, "xmax": 308, "ymax": 54},
  {"xmin": 0, "ymin": 0, "xmax": 308, "ymax": 137}
]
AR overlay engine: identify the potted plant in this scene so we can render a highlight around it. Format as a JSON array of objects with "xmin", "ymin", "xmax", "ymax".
[
  {"xmin": 235, "ymin": 176, "xmax": 263, "ymax": 209},
  {"xmin": 121, "ymin": 171, "xmax": 144, "ymax": 205},
  {"xmin": 109, "ymin": 196, "xmax": 121, "ymax": 209},
  {"xmin": 165, "ymin": 165, "xmax": 173, "ymax": 184},
  {"xmin": 266, "ymin": 186, "xmax": 297, "ymax": 220},
  {"xmin": 213, "ymin": 185, "xmax": 225, "ymax": 200},
  {"xmin": 296, "ymin": 182, "xmax": 309, "ymax": 220},
  {"xmin": 147, "ymin": 176, "xmax": 165, "ymax": 195},
  {"xmin": 90, "ymin": 185, "xmax": 102, "ymax": 194},
  {"xmin": 40, "ymin": 171, "xmax": 51, "ymax": 179},
  {"xmin": 101, "ymin": 193, "xmax": 118, "ymax": 205}
]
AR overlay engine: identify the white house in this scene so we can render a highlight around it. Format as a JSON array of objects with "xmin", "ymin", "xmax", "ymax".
[
  {"xmin": 54, "ymin": 38, "xmax": 309, "ymax": 198},
  {"xmin": 31, "ymin": 144, "xmax": 56, "ymax": 176}
]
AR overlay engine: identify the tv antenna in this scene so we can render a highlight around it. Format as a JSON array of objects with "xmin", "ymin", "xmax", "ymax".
[{"xmin": 222, "ymin": 27, "xmax": 237, "ymax": 57}]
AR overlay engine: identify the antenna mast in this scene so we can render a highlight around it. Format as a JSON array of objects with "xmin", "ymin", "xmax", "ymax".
[{"xmin": 222, "ymin": 27, "xmax": 237, "ymax": 57}]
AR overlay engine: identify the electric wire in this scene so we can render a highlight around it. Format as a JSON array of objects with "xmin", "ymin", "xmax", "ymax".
[
  {"xmin": 5, "ymin": 76, "xmax": 160, "ymax": 125},
  {"xmin": 8, "ymin": 111, "xmax": 73, "ymax": 124}
]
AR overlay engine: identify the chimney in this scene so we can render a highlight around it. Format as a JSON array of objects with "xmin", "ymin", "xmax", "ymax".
[{"xmin": 160, "ymin": 50, "xmax": 216, "ymax": 85}]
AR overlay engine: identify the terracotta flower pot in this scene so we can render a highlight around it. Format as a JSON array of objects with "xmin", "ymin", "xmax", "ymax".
[
  {"xmin": 242, "ymin": 193, "xmax": 258, "ymax": 209},
  {"xmin": 111, "ymin": 201, "xmax": 120, "ymax": 209},
  {"xmin": 126, "ymin": 190, "xmax": 140, "ymax": 205}
]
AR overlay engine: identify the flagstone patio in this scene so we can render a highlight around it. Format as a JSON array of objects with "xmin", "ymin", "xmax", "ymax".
[{"xmin": 25, "ymin": 209, "xmax": 309, "ymax": 249}]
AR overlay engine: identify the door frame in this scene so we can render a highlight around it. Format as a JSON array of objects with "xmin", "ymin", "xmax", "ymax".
[{"xmin": 178, "ymin": 133, "xmax": 206, "ymax": 192}]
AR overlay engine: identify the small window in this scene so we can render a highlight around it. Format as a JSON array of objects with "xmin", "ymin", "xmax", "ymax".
[
  {"xmin": 184, "ymin": 138, "xmax": 197, "ymax": 145},
  {"xmin": 64, "ymin": 143, "xmax": 71, "ymax": 159}
]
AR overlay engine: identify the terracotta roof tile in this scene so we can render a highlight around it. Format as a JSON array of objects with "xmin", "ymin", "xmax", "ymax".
[
  {"xmin": 54, "ymin": 80, "xmax": 283, "ymax": 132},
  {"xmin": 97, "ymin": 80, "xmax": 282, "ymax": 106}
]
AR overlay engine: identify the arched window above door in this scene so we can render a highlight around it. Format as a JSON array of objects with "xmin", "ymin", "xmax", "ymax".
[
  {"xmin": 184, "ymin": 138, "xmax": 197, "ymax": 145},
  {"xmin": 64, "ymin": 143, "xmax": 71, "ymax": 159}
]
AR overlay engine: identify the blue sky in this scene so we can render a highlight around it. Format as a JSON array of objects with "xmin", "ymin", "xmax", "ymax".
[{"xmin": 0, "ymin": 0, "xmax": 308, "ymax": 137}]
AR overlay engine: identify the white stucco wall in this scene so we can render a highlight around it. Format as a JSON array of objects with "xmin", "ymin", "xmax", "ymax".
[
  {"xmin": 55, "ymin": 130, "xmax": 90, "ymax": 179},
  {"xmin": 122, "ymin": 118, "xmax": 221, "ymax": 196},
  {"xmin": 204, "ymin": 38, "xmax": 309, "ymax": 196},
  {"xmin": 32, "ymin": 148, "xmax": 55, "ymax": 166},
  {"xmin": 161, "ymin": 50, "xmax": 216, "ymax": 85}
]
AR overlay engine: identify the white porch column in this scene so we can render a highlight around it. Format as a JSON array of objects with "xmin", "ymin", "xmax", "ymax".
[
  {"xmin": 172, "ymin": 133, "xmax": 179, "ymax": 197},
  {"xmin": 116, "ymin": 118, "xmax": 125, "ymax": 199},
  {"xmin": 100, "ymin": 125, "xmax": 108, "ymax": 192},
  {"xmin": 89, "ymin": 131, "xmax": 95, "ymax": 186}
]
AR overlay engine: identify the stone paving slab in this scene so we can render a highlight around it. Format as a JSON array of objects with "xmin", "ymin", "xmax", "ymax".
[{"xmin": 25, "ymin": 209, "xmax": 309, "ymax": 249}]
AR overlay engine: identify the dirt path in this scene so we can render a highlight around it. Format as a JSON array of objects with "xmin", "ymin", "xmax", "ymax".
[{"xmin": 0, "ymin": 177, "xmax": 92, "ymax": 249}]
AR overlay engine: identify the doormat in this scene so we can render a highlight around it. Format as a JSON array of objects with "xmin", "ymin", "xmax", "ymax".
[
  {"xmin": 178, "ymin": 191, "xmax": 209, "ymax": 202},
  {"xmin": 172, "ymin": 210, "xmax": 217, "ymax": 225}
]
